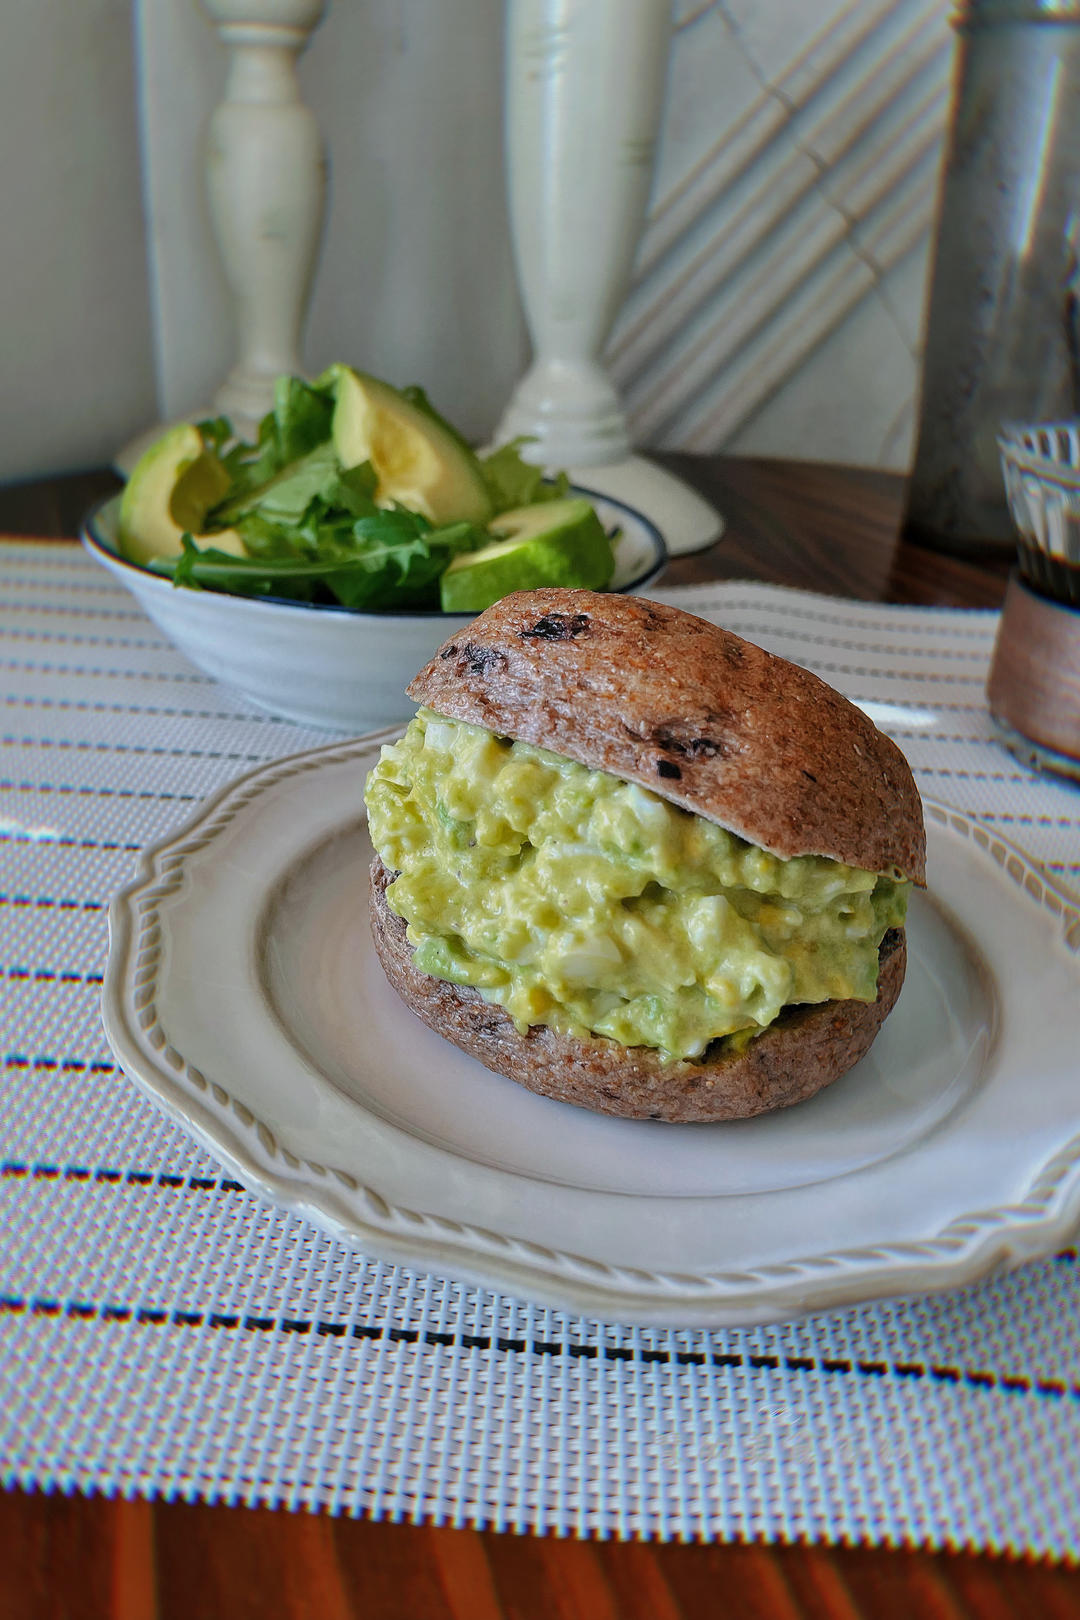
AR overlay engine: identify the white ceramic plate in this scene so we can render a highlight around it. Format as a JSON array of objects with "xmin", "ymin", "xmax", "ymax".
[{"xmin": 102, "ymin": 733, "xmax": 1080, "ymax": 1327}]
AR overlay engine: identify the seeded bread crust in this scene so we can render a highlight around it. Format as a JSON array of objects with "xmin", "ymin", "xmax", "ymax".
[
  {"xmin": 407, "ymin": 589, "xmax": 925, "ymax": 882},
  {"xmin": 370, "ymin": 857, "xmax": 907, "ymax": 1124}
]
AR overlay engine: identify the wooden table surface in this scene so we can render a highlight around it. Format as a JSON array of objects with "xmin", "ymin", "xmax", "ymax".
[{"xmin": 0, "ymin": 454, "xmax": 1073, "ymax": 1620}]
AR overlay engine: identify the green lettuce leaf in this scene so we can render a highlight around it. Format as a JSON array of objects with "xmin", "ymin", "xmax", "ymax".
[
  {"xmin": 479, "ymin": 438, "xmax": 570, "ymax": 514},
  {"xmin": 158, "ymin": 508, "xmax": 486, "ymax": 611},
  {"xmin": 213, "ymin": 439, "xmax": 341, "ymax": 526},
  {"xmin": 210, "ymin": 373, "xmax": 338, "ymax": 502}
]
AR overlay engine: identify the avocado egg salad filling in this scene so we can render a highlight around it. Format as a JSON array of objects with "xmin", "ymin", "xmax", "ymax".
[{"xmin": 364, "ymin": 710, "xmax": 910, "ymax": 1064}]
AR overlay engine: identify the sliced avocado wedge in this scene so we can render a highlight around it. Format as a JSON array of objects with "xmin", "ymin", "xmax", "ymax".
[
  {"xmin": 331, "ymin": 366, "xmax": 492, "ymax": 526},
  {"xmin": 118, "ymin": 422, "xmax": 247, "ymax": 566},
  {"xmin": 439, "ymin": 498, "xmax": 614, "ymax": 613}
]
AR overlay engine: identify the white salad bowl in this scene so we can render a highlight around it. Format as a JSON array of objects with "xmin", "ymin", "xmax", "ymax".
[{"xmin": 80, "ymin": 489, "xmax": 667, "ymax": 732}]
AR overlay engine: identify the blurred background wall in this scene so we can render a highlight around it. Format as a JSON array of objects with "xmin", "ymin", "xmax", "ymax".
[
  {"xmin": 0, "ymin": 0, "xmax": 952, "ymax": 485},
  {"xmin": 0, "ymin": 0, "xmax": 157, "ymax": 483}
]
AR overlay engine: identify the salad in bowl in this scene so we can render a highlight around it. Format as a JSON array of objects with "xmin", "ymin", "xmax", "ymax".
[{"xmin": 83, "ymin": 366, "xmax": 667, "ymax": 730}]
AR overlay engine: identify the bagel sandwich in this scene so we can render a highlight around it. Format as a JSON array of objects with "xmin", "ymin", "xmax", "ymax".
[{"xmin": 363, "ymin": 589, "xmax": 925, "ymax": 1123}]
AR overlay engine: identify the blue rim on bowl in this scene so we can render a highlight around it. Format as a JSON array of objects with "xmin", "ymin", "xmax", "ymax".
[{"xmin": 80, "ymin": 485, "xmax": 669, "ymax": 618}]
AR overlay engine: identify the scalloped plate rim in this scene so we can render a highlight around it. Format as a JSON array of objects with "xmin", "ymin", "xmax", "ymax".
[{"xmin": 100, "ymin": 734, "xmax": 1080, "ymax": 1327}]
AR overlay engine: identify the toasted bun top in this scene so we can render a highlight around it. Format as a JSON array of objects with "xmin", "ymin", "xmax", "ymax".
[{"xmin": 408, "ymin": 589, "xmax": 926, "ymax": 881}]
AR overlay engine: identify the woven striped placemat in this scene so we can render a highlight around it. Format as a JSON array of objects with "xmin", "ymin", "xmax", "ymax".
[{"xmin": 2, "ymin": 542, "xmax": 1078, "ymax": 1555}]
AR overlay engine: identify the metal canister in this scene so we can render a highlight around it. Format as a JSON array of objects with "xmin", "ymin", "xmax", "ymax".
[{"xmin": 904, "ymin": 0, "xmax": 1080, "ymax": 554}]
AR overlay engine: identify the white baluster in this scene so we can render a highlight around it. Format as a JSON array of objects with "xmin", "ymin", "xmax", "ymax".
[
  {"xmin": 494, "ymin": 0, "xmax": 722, "ymax": 555},
  {"xmin": 117, "ymin": 0, "xmax": 326, "ymax": 472},
  {"xmin": 202, "ymin": 0, "xmax": 327, "ymax": 436}
]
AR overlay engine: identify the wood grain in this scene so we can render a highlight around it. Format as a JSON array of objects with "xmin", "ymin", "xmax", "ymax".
[
  {"xmin": 1, "ymin": 1490, "xmax": 1078, "ymax": 1620},
  {"xmin": 650, "ymin": 455, "xmax": 1012, "ymax": 610},
  {"xmin": 0, "ymin": 457, "xmax": 1068, "ymax": 1619},
  {"xmin": 0, "ymin": 466, "xmax": 122, "ymax": 543}
]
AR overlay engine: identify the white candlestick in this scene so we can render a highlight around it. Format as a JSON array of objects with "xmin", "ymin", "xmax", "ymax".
[
  {"xmin": 117, "ymin": 0, "xmax": 328, "ymax": 474},
  {"xmin": 495, "ymin": 0, "xmax": 722, "ymax": 555},
  {"xmin": 202, "ymin": 0, "xmax": 328, "ymax": 437}
]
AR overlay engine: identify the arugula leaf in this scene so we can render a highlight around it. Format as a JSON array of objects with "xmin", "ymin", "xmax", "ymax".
[
  {"xmin": 195, "ymin": 416, "xmax": 234, "ymax": 457},
  {"xmin": 352, "ymin": 506, "xmax": 430, "ymax": 544},
  {"xmin": 206, "ymin": 389, "xmax": 375, "ymax": 542},
  {"xmin": 479, "ymin": 438, "xmax": 570, "ymax": 513},
  {"xmin": 330, "ymin": 461, "xmax": 379, "ymax": 514},
  {"xmin": 156, "ymin": 508, "xmax": 486, "ymax": 611},
  {"xmin": 213, "ymin": 373, "xmax": 338, "ymax": 502},
  {"xmin": 270, "ymin": 372, "xmax": 336, "ymax": 465},
  {"xmin": 213, "ymin": 439, "xmax": 341, "ymax": 526},
  {"xmin": 167, "ymin": 535, "xmax": 280, "ymax": 593},
  {"xmin": 155, "ymin": 546, "xmax": 334, "ymax": 603},
  {"xmin": 228, "ymin": 511, "xmax": 301, "ymax": 561},
  {"xmin": 327, "ymin": 510, "xmax": 485, "ymax": 610},
  {"xmin": 170, "ymin": 535, "xmax": 204, "ymax": 589}
]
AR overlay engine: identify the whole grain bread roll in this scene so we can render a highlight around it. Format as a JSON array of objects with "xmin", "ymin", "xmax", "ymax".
[
  {"xmin": 372, "ymin": 588, "xmax": 925, "ymax": 1122},
  {"xmin": 370, "ymin": 856, "xmax": 908, "ymax": 1123},
  {"xmin": 408, "ymin": 588, "xmax": 925, "ymax": 881}
]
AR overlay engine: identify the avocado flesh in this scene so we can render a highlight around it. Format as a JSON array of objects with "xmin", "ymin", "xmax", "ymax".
[
  {"xmin": 365, "ymin": 710, "xmax": 909, "ymax": 1063},
  {"xmin": 331, "ymin": 366, "xmax": 492, "ymax": 526},
  {"xmin": 118, "ymin": 422, "xmax": 247, "ymax": 565},
  {"xmin": 439, "ymin": 498, "xmax": 614, "ymax": 612}
]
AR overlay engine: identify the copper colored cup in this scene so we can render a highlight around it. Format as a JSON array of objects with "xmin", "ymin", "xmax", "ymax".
[{"xmin": 986, "ymin": 573, "xmax": 1080, "ymax": 781}]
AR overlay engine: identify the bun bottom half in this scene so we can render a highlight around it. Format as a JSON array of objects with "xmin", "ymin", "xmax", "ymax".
[{"xmin": 369, "ymin": 857, "xmax": 907, "ymax": 1124}]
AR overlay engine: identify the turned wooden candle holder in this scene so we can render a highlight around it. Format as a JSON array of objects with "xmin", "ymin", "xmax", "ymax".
[{"xmin": 986, "ymin": 572, "xmax": 1080, "ymax": 783}]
